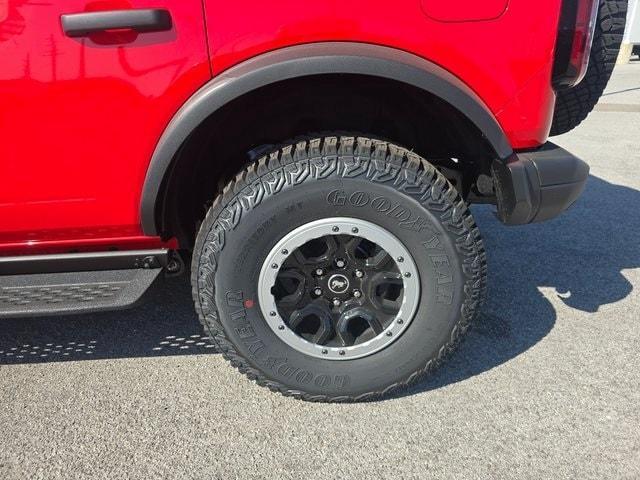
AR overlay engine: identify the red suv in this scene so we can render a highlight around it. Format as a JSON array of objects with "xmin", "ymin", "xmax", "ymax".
[{"xmin": 0, "ymin": 0, "xmax": 627, "ymax": 400}]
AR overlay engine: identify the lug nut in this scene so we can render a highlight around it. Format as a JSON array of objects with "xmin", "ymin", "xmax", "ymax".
[
  {"xmin": 355, "ymin": 269, "xmax": 364, "ymax": 278},
  {"xmin": 315, "ymin": 268, "xmax": 324, "ymax": 276},
  {"xmin": 353, "ymin": 289, "xmax": 362, "ymax": 298},
  {"xmin": 404, "ymin": 272, "xmax": 411, "ymax": 278},
  {"xmin": 333, "ymin": 298, "xmax": 341, "ymax": 307},
  {"xmin": 335, "ymin": 258, "xmax": 346, "ymax": 268},
  {"xmin": 313, "ymin": 287, "xmax": 323, "ymax": 296},
  {"xmin": 352, "ymin": 227, "xmax": 359, "ymax": 234}
]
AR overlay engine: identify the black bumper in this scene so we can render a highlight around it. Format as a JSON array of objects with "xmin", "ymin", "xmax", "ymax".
[{"xmin": 492, "ymin": 142, "xmax": 589, "ymax": 225}]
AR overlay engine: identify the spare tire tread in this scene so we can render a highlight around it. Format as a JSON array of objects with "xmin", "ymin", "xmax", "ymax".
[{"xmin": 550, "ymin": 0, "xmax": 628, "ymax": 136}]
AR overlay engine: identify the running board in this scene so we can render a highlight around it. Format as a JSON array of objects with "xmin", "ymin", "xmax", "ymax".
[
  {"xmin": 0, "ymin": 269, "xmax": 161, "ymax": 318},
  {"xmin": 0, "ymin": 250, "xmax": 168, "ymax": 318}
]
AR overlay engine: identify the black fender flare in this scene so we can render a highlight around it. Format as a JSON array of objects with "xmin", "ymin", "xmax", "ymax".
[{"xmin": 140, "ymin": 42, "xmax": 513, "ymax": 235}]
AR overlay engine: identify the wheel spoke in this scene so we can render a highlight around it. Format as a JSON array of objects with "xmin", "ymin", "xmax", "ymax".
[
  {"xmin": 366, "ymin": 249, "xmax": 393, "ymax": 270},
  {"xmin": 272, "ymin": 269, "xmax": 306, "ymax": 307},
  {"xmin": 336, "ymin": 307, "xmax": 384, "ymax": 346},
  {"xmin": 343, "ymin": 236, "xmax": 367, "ymax": 266},
  {"xmin": 293, "ymin": 235, "xmax": 338, "ymax": 266},
  {"xmin": 344, "ymin": 236, "xmax": 393, "ymax": 269},
  {"xmin": 288, "ymin": 302, "xmax": 334, "ymax": 345},
  {"xmin": 368, "ymin": 271, "xmax": 403, "ymax": 314}
]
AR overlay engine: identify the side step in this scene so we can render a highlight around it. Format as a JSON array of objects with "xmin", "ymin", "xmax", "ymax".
[
  {"xmin": 0, "ymin": 250, "xmax": 167, "ymax": 318},
  {"xmin": 0, "ymin": 269, "xmax": 161, "ymax": 318}
]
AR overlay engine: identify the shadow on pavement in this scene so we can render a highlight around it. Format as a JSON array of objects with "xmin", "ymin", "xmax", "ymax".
[
  {"xmin": 404, "ymin": 174, "xmax": 640, "ymax": 395},
  {"xmin": 0, "ymin": 277, "xmax": 216, "ymax": 363},
  {"xmin": 1, "ymin": 175, "xmax": 638, "ymax": 397}
]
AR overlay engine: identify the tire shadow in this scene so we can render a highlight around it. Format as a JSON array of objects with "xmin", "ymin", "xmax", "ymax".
[
  {"xmin": 403, "ymin": 174, "xmax": 640, "ymax": 395},
  {"xmin": 1, "ymin": 176, "xmax": 638, "ymax": 401},
  {"xmin": 0, "ymin": 276, "xmax": 217, "ymax": 363}
]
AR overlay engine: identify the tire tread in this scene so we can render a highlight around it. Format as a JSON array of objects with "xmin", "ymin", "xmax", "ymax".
[
  {"xmin": 191, "ymin": 135, "xmax": 487, "ymax": 402},
  {"xmin": 551, "ymin": 0, "xmax": 628, "ymax": 135}
]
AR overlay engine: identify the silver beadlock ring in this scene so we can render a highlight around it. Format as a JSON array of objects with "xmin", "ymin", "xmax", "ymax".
[{"xmin": 258, "ymin": 217, "xmax": 420, "ymax": 360}]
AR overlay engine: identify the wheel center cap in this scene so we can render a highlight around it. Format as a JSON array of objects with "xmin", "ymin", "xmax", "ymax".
[{"xmin": 327, "ymin": 274, "xmax": 350, "ymax": 294}]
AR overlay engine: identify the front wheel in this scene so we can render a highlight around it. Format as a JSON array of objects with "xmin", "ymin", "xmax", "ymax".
[{"xmin": 192, "ymin": 135, "xmax": 487, "ymax": 401}]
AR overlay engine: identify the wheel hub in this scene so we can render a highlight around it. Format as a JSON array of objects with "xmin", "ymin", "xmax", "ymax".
[
  {"xmin": 327, "ymin": 274, "xmax": 350, "ymax": 294},
  {"xmin": 258, "ymin": 218, "xmax": 420, "ymax": 360}
]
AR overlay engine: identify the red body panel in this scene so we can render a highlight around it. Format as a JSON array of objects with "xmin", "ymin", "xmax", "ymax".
[
  {"xmin": 0, "ymin": 0, "xmax": 563, "ymax": 255},
  {"xmin": 0, "ymin": 0, "xmax": 210, "ymax": 253},
  {"xmin": 205, "ymin": 0, "xmax": 561, "ymax": 146}
]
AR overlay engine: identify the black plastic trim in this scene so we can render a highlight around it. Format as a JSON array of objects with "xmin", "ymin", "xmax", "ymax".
[
  {"xmin": 61, "ymin": 9, "xmax": 172, "ymax": 37},
  {"xmin": 552, "ymin": 0, "xmax": 580, "ymax": 89},
  {"xmin": 139, "ymin": 42, "xmax": 513, "ymax": 235},
  {"xmin": 492, "ymin": 142, "xmax": 589, "ymax": 225},
  {"xmin": 0, "ymin": 269, "xmax": 161, "ymax": 318},
  {"xmin": 0, "ymin": 249, "xmax": 168, "ymax": 276}
]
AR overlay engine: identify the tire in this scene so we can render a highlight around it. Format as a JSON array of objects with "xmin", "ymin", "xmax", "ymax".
[
  {"xmin": 550, "ymin": 0, "xmax": 628, "ymax": 136},
  {"xmin": 192, "ymin": 135, "xmax": 487, "ymax": 402}
]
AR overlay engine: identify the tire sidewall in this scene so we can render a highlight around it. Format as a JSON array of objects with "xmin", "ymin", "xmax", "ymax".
[{"xmin": 199, "ymin": 161, "xmax": 473, "ymax": 398}]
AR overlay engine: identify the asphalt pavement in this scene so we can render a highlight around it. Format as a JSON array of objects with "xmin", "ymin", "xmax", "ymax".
[{"xmin": 1, "ymin": 62, "xmax": 639, "ymax": 480}]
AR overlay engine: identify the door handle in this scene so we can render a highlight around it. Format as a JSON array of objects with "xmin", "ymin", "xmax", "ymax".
[{"xmin": 61, "ymin": 9, "xmax": 172, "ymax": 37}]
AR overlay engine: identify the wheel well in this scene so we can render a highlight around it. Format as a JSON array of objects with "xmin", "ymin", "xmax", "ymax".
[{"xmin": 157, "ymin": 74, "xmax": 498, "ymax": 247}]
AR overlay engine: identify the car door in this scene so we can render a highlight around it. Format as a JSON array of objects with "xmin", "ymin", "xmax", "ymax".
[{"xmin": 0, "ymin": 0, "xmax": 210, "ymax": 253}]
